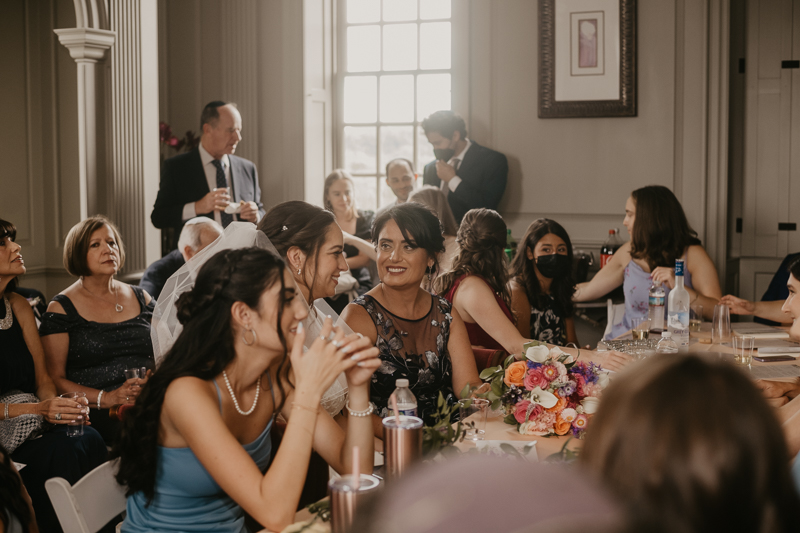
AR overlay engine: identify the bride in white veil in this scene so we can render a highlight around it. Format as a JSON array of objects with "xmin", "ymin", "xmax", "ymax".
[{"xmin": 151, "ymin": 221, "xmax": 351, "ymax": 416}]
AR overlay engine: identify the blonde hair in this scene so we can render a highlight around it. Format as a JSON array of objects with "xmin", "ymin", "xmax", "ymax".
[{"xmin": 323, "ymin": 169, "xmax": 359, "ymax": 220}]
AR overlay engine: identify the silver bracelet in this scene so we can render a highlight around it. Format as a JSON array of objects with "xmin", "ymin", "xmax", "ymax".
[
  {"xmin": 345, "ymin": 401, "xmax": 374, "ymax": 417},
  {"xmin": 97, "ymin": 390, "xmax": 104, "ymax": 410},
  {"xmin": 3, "ymin": 403, "xmax": 8, "ymax": 420}
]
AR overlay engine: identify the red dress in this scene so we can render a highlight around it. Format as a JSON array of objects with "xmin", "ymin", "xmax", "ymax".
[{"xmin": 444, "ymin": 274, "xmax": 513, "ymax": 350}]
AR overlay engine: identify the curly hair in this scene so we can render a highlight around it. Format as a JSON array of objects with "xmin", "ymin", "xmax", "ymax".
[
  {"xmin": 113, "ymin": 248, "xmax": 289, "ymax": 502},
  {"xmin": 509, "ymin": 218, "xmax": 575, "ymax": 319},
  {"xmin": 434, "ymin": 208, "xmax": 511, "ymax": 312},
  {"xmin": 629, "ymin": 186, "xmax": 701, "ymax": 269},
  {"xmin": 0, "ymin": 443, "xmax": 32, "ymax": 533},
  {"xmin": 258, "ymin": 201, "xmax": 338, "ymax": 304},
  {"xmin": 0, "ymin": 219, "xmax": 20, "ymax": 292}
]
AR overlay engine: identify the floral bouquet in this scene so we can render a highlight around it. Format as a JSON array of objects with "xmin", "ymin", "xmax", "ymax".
[{"xmin": 479, "ymin": 341, "xmax": 608, "ymax": 438}]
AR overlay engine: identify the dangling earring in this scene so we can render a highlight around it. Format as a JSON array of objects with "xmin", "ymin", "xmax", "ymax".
[
  {"xmin": 242, "ymin": 327, "xmax": 257, "ymax": 346},
  {"xmin": 297, "ymin": 267, "xmax": 302, "ymax": 276}
]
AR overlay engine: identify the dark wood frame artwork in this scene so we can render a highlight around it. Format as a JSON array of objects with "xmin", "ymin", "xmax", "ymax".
[{"xmin": 538, "ymin": 0, "xmax": 637, "ymax": 118}]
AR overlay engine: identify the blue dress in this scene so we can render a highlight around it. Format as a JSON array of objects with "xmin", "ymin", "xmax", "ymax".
[
  {"xmin": 607, "ymin": 259, "xmax": 694, "ymax": 340},
  {"xmin": 122, "ymin": 378, "xmax": 275, "ymax": 533}
]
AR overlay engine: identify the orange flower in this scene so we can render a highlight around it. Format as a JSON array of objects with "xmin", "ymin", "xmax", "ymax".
[
  {"xmin": 504, "ymin": 361, "xmax": 527, "ymax": 387},
  {"xmin": 554, "ymin": 419, "xmax": 571, "ymax": 436},
  {"xmin": 546, "ymin": 396, "xmax": 567, "ymax": 413}
]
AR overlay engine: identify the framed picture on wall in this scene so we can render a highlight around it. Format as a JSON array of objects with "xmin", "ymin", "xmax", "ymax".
[{"xmin": 538, "ymin": 0, "xmax": 637, "ymax": 118}]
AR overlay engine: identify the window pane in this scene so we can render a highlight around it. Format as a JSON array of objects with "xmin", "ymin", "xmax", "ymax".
[
  {"xmin": 383, "ymin": 0, "xmax": 417, "ymax": 21},
  {"xmin": 344, "ymin": 76, "xmax": 378, "ymax": 123},
  {"xmin": 380, "ymin": 125, "xmax": 414, "ymax": 172},
  {"xmin": 380, "ymin": 75, "xmax": 414, "ymax": 123},
  {"xmin": 347, "ymin": 26, "xmax": 381, "ymax": 72},
  {"xmin": 383, "ymin": 24, "xmax": 417, "ymax": 71},
  {"xmin": 352, "ymin": 176, "xmax": 378, "ymax": 212},
  {"xmin": 416, "ymin": 125, "xmax": 436, "ymax": 172},
  {"xmin": 417, "ymin": 73, "xmax": 450, "ymax": 121},
  {"xmin": 344, "ymin": 126, "xmax": 377, "ymax": 173},
  {"xmin": 348, "ymin": 0, "xmax": 380, "ymax": 23},
  {"xmin": 419, "ymin": 22, "xmax": 450, "ymax": 69},
  {"xmin": 419, "ymin": 0, "xmax": 450, "ymax": 20}
]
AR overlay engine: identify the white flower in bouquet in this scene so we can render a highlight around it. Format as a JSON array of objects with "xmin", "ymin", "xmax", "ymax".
[
  {"xmin": 529, "ymin": 387, "xmax": 558, "ymax": 409},
  {"xmin": 560, "ymin": 408, "xmax": 577, "ymax": 423},
  {"xmin": 525, "ymin": 345, "xmax": 550, "ymax": 363},
  {"xmin": 581, "ymin": 396, "xmax": 600, "ymax": 414},
  {"xmin": 597, "ymin": 372, "xmax": 610, "ymax": 389}
]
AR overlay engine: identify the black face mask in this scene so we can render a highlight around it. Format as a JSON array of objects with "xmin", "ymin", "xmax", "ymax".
[
  {"xmin": 433, "ymin": 148, "xmax": 455, "ymax": 161},
  {"xmin": 536, "ymin": 254, "xmax": 571, "ymax": 279}
]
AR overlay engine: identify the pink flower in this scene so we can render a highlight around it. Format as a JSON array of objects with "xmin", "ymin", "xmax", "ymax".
[
  {"xmin": 573, "ymin": 414, "xmax": 588, "ymax": 429},
  {"xmin": 524, "ymin": 369, "xmax": 549, "ymax": 391},
  {"xmin": 541, "ymin": 364, "xmax": 559, "ymax": 382},
  {"xmin": 583, "ymin": 382, "xmax": 603, "ymax": 398},
  {"xmin": 573, "ymin": 374, "xmax": 587, "ymax": 396},
  {"xmin": 514, "ymin": 400, "xmax": 543, "ymax": 424}
]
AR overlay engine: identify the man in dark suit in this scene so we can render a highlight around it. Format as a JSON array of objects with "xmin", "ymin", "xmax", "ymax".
[
  {"xmin": 151, "ymin": 101, "xmax": 265, "ymax": 243},
  {"xmin": 421, "ymin": 110, "xmax": 508, "ymax": 223},
  {"xmin": 139, "ymin": 217, "xmax": 222, "ymax": 299}
]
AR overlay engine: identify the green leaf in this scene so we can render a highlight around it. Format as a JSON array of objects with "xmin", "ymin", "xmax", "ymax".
[
  {"xmin": 437, "ymin": 394, "xmax": 444, "ymax": 408},
  {"xmin": 491, "ymin": 379, "xmax": 504, "ymax": 398},
  {"xmin": 503, "ymin": 413, "xmax": 517, "ymax": 425},
  {"xmin": 503, "ymin": 354, "xmax": 516, "ymax": 368},
  {"xmin": 491, "ymin": 399, "xmax": 502, "ymax": 411},
  {"xmin": 460, "ymin": 383, "xmax": 472, "ymax": 399},
  {"xmin": 480, "ymin": 367, "xmax": 500, "ymax": 380}
]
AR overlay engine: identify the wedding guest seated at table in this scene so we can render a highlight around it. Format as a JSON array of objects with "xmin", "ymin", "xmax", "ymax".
[
  {"xmin": 139, "ymin": 217, "xmax": 222, "ymax": 299},
  {"xmin": 582, "ymin": 354, "xmax": 800, "ymax": 533},
  {"xmin": 435, "ymin": 208, "xmax": 530, "ymax": 355},
  {"xmin": 114, "ymin": 248, "xmax": 379, "ymax": 533},
  {"xmin": 341, "ymin": 203, "xmax": 483, "ymax": 430},
  {"xmin": 573, "ymin": 185, "xmax": 722, "ymax": 339},
  {"xmin": 408, "ymin": 185, "xmax": 460, "ymax": 276},
  {"xmin": 509, "ymin": 218, "xmax": 578, "ymax": 346},
  {"xmin": 40, "ymin": 215, "xmax": 154, "ymax": 445},
  {"xmin": 0, "ymin": 218, "xmax": 107, "ymax": 533}
]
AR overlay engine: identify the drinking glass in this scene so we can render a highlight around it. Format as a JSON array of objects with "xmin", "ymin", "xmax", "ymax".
[
  {"xmin": 733, "ymin": 335, "xmax": 755, "ymax": 367},
  {"xmin": 711, "ymin": 304, "xmax": 731, "ymax": 344},
  {"xmin": 59, "ymin": 392, "xmax": 87, "ymax": 437},
  {"xmin": 631, "ymin": 317, "xmax": 651, "ymax": 341},
  {"xmin": 458, "ymin": 398, "xmax": 490, "ymax": 441},
  {"xmin": 690, "ymin": 304, "xmax": 703, "ymax": 332}
]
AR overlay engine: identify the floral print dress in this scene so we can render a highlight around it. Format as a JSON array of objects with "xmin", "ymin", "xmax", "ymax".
[
  {"xmin": 352, "ymin": 294, "xmax": 457, "ymax": 426},
  {"xmin": 529, "ymin": 294, "xmax": 567, "ymax": 346}
]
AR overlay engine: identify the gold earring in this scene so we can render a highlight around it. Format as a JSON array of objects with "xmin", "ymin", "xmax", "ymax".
[{"xmin": 242, "ymin": 327, "xmax": 257, "ymax": 346}]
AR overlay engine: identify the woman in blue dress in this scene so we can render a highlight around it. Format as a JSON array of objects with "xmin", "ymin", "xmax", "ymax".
[
  {"xmin": 573, "ymin": 185, "xmax": 722, "ymax": 339},
  {"xmin": 114, "ymin": 248, "xmax": 379, "ymax": 533}
]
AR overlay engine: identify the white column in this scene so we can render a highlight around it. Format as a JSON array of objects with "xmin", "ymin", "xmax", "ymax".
[{"xmin": 53, "ymin": 28, "xmax": 115, "ymax": 219}]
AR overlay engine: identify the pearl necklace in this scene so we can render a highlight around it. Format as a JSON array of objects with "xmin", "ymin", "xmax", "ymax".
[
  {"xmin": 0, "ymin": 296, "xmax": 12, "ymax": 330},
  {"xmin": 222, "ymin": 371, "xmax": 261, "ymax": 416}
]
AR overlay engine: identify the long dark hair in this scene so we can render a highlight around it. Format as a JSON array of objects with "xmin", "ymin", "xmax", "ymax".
[
  {"xmin": 435, "ymin": 208, "xmax": 511, "ymax": 312},
  {"xmin": 258, "ymin": 201, "xmax": 338, "ymax": 304},
  {"xmin": 0, "ymin": 442, "xmax": 32, "ymax": 533},
  {"xmin": 629, "ymin": 185, "xmax": 701, "ymax": 269},
  {"xmin": 582, "ymin": 355, "xmax": 800, "ymax": 533},
  {"xmin": 0, "ymin": 219, "xmax": 20, "ymax": 292},
  {"xmin": 509, "ymin": 218, "xmax": 575, "ymax": 318},
  {"xmin": 113, "ymin": 248, "xmax": 289, "ymax": 502}
]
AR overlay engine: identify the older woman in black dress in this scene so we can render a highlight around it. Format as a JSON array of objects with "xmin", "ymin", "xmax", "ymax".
[
  {"xmin": 40, "ymin": 215, "xmax": 155, "ymax": 445},
  {"xmin": 0, "ymin": 218, "xmax": 106, "ymax": 532}
]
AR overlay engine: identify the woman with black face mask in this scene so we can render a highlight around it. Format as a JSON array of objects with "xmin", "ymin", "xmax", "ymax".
[{"xmin": 509, "ymin": 219, "xmax": 578, "ymax": 346}]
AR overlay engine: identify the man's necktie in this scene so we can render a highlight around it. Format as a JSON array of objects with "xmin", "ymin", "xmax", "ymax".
[
  {"xmin": 212, "ymin": 159, "xmax": 233, "ymax": 227},
  {"xmin": 440, "ymin": 159, "xmax": 460, "ymax": 198}
]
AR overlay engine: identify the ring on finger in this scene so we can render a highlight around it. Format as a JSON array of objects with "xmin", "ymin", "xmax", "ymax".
[
  {"xmin": 55, "ymin": 412, "xmax": 62, "ymax": 421},
  {"xmin": 332, "ymin": 339, "xmax": 344, "ymax": 348}
]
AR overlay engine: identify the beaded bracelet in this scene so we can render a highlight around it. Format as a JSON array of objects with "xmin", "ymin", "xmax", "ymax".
[
  {"xmin": 345, "ymin": 401, "xmax": 374, "ymax": 418},
  {"xmin": 97, "ymin": 390, "xmax": 104, "ymax": 410}
]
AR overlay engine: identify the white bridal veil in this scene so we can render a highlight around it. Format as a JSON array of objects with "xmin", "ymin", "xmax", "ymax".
[{"xmin": 151, "ymin": 221, "xmax": 349, "ymax": 416}]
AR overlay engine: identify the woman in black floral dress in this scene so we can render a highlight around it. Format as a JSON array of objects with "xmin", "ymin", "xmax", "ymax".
[{"xmin": 341, "ymin": 203, "xmax": 482, "ymax": 431}]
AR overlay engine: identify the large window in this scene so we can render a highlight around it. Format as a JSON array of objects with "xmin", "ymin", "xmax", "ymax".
[{"xmin": 338, "ymin": 0, "xmax": 452, "ymax": 211}]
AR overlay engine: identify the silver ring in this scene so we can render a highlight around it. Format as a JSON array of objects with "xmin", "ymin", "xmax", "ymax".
[
  {"xmin": 55, "ymin": 413, "xmax": 62, "ymax": 421},
  {"xmin": 319, "ymin": 334, "xmax": 329, "ymax": 342},
  {"xmin": 126, "ymin": 396, "xmax": 129, "ymax": 402},
  {"xmin": 332, "ymin": 339, "xmax": 344, "ymax": 348}
]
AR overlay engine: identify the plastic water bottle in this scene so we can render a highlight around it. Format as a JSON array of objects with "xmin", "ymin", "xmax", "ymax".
[
  {"xmin": 667, "ymin": 259, "xmax": 690, "ymax": 353},
  {"xmin": 655, "ymin": 331, "xmax": 679, "ymax": 354},
  {"xmin": 389, "ymin": 379, "xmax": 418, "ymax": 417},
  {"xmin": 648, "ymin": 281, "xmax": 666, "ymax": 333}
]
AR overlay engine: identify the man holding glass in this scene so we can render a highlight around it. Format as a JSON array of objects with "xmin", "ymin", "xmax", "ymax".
[{"xmin": 422, "ymin": 110, "xmax": 508, "ymax": 223}]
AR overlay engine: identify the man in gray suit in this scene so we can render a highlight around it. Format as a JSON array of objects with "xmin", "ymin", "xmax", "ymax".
[{"xmin": 151, "ymin": 101, "xmax": 265, "ymax": 244}]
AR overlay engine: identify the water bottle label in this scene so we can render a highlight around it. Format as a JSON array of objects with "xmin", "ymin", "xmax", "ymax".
[
  {"xmin": 675, "ymin": 260, "xmax": 685, "ymax": 277},
  {"xmin": 389, "ymin": 407, "xmax": 418, "ymax": 417},
  {"xmin": 649, "ymin": 296, "xmax": 665, "ymax": 306}
]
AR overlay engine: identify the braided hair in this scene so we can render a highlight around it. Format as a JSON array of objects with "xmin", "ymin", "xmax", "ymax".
[
  {"xmin": 258, "ymin": 201, "xmax": 338, "ymax": 305},
  {"xmin": 434, "ymin": 208, "xmax": 512, "ymax": 314},
  {"xmin": 0, "ymin": 442, "xmax": 32, "ymax": 533},
  {"xmin": 113, "ymin": 248, "xmax": 289, "ymax": 502}
]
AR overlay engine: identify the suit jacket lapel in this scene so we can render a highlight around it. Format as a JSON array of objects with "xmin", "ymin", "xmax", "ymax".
[{"xmin": 191, "ymin": 148, "xmax": 210, "ymax": 195}]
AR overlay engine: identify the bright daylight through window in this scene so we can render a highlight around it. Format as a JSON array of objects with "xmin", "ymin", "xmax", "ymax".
[{"xmin": 340, "ymin": 0, "xmax": 452, "ymax": 211}]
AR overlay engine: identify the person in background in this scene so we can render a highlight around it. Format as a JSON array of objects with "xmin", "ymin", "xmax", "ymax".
[
  {"xmin": 341, "ymin": 203, "xmax": 483, "ymax": 430},
  {"xmin": 0, "ymin": 218, "xmax": 107, "ymax": 533},
  {"xmin": 151, "ymin": 101, "xmax": 265, "ymax": 243},
  {"xmin": 573, "ymin": 185, "xmax": 721, "ymax": 339},
  {"xmin": 114, "ymin": 248, "xmax": 379, "ymax": 533},
  {"xmin": 436, "ymin": 208, "xmax": 529, "ymax": 355},
  {"xmin": 139, "ymin": 217, "xmax": 223, "ymax": 299},
  {"xmin": 40, "ymin": 215, "xmax": 154, "ymax": 445},
  {"xmin": 323, "ymin": 170, "xmax": 375, "ymax": 297},
  {"xmin": 509, "ymin": 218, "xmax": 578, "ymax": 346},
  {"xmin": 0, "ymin": 442, "xmax": 38, "ymax": 533},
  {"xmin": 408, "ymin": 185, "xmax": 460, "ymax": 276},
  {"xmin": 582, "ymin": 354, "xmax": 800, "ymax": 533},
  {"xmin": 377, "ymin": 158, "xmax": 417, "ymax": 216},
  {"xmin": 422, "ymin": 110, "xmax": 508, "ymax": 223}
]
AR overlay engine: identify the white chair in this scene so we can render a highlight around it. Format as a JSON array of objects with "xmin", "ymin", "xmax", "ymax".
[
  {"xmin": 603, "ymin": 298, "xmax": 626, "ymax": 340},
  {"xmin": 45, "ymin": 459, "xmax": 127, "ymax": 533}
]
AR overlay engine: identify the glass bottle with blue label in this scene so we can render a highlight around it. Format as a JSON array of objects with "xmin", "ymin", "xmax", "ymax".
[{"xmin": 667, "ymin": 259, "xmax": 690, "ymax": 353}]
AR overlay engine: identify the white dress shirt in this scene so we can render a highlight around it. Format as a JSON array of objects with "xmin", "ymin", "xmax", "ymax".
[
  {"xmin": 181, "ymin": 142, "xmax": 231, "ymax": 225},
  {"xmin": 443, "ymin": 138, "xmax": 472, "ymax": 193}
]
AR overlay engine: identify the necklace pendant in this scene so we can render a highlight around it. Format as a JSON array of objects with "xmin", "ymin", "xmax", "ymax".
[{"xmin": 115, "ymin": 303, "xmax": 124, "ymax": 313}]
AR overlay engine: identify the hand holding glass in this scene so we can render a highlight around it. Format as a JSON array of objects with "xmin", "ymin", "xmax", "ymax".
[{"xmin": 59, "ymin": 392, "xmax": 88, "ymax": 437}]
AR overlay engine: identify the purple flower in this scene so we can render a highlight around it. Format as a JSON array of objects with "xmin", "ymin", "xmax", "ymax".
[{"xmin": 558, "ymin": 382, "xmax": 576, "ymax": 397}]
